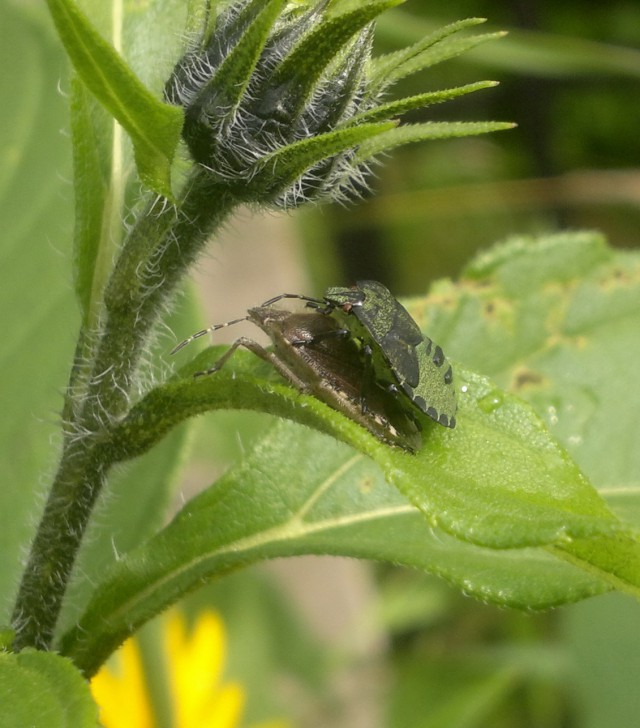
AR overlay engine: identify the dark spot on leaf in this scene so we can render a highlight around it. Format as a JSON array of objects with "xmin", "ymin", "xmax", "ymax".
[
  {"xmin": 512, "ymin": 368, "xmax": 545, "ymax": 391},
  {"xmin": 359, "ymin": 476, "xmax": 375, "ymax": 492}
]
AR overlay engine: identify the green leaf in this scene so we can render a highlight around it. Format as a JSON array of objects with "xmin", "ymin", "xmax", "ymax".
[
  {"xmin": 426, "ymin": 232, "xmax": 640, "ymax": 508},
  {"xmin": 376, "ymin": 11, "xmax": 640, "ymax": 80},
  {"xmin": 353, "ymin": 81, "xmax": 499, "ymax": 124},
  {"xmin": 59, "ymin": 232, "xmax": 640, "ymax": 673},
  {"xmin": 386, "ymin": 31, "xmax": 506, "ymax": 87},
  {"xmin": 45, "ymin": 0, "xmax": 183, "ymax": 198},
  {"xmin": 70, "ymin": 76, "xmax": 112, "ymax": 323},
  {"xmin": 0, "ymin": 3, "xmax": 79, "ymax": 622},
  {"xmin": 131, "ymin": 349, "xmax": 616, "ymax": 550},
  {"xmin": 0, "ymin": 651, "xmax": 98, "ymax": 728},
  {"xmin": 354, "ymin": 121, "xmax": 515, "ymax": 162},
  {"xmin": 385, "ymin": 366, "xmax": 617, "ymax": 547},
  {"xmin": 254, "ymin": 121, "xmax": 396, "ymax": 199},
  {"xmin": 185, "ymin": 0, "xmax": 213, "ymax": 43},
  {"xmin": 369, "ymin": 17, "xmax": 492, "ymax": 90},
  {"xmin": 59, "ymin": 419, "xmax": 608, "ymax": 677},
  {"xmin": 199, "ymin": 0, "xmax": 285, "ymax": 110},
  {"xmin": 273, "ymin": 0, "xmax": 403, "ymax": 113},
  {"xmin": 70, "ymin": 0, "xmax": 190, "ymax": 323},
  {"xmin": 413, "ymin": 231, "xmax": 640, "ymax": 592}
]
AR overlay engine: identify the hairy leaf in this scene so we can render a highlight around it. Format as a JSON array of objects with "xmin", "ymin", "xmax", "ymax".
[
  {"xmin": 0, "ymin": 651, "xmax": 97, "ymax": 727},
  {"xmin": 354, "ymin": 81, "xmax": 499, "ymax": 124},
  {"xmin": 200, "ymin": 0, "xmax": 285, "ymax": 110},
  {"xmin": 354, "ymin": 121, "xmax": 515, "ymax": 162},
  {"xmin": 369, "ymin": 17, "xmax": 491, "ymax": 91}
]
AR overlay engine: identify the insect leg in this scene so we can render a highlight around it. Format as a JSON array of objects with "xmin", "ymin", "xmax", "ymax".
[
  {"xmin": 194, "ymin": 337, "xmax": 270, "ymax": 377},
  {"xmin": 194, "ymin": 337, "xmax": 311, "ymax": 393},
  {"xmin": 171, "ymin": 316, "xmax": 250, "ymax": 354}
]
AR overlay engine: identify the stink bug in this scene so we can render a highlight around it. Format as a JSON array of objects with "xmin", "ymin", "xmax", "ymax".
[
  {"xmin": 172, "ymin": 306, "xmax": 422, "ymax": 451},
  {"xmin": 262, "ymin": 281, "xmax": 457, "ymax": 429},
  {"xmin": 324, "ymin": 281, "xmax": 457, "ymax": 428}
]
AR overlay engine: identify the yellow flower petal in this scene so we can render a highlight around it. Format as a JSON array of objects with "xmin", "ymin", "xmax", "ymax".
[
  {"xmin": 90, "ymin": 608, "xmax": 289, "ymax": 728},
  {"xmin": 195, "ymin": 681, "xmax": 245, "ymax": 728},
  {"xmin": 91, "ymin": 637, "xmax": 154, "ymax": 728},
  {"xmin": 165, "ymin": 610, "xmax": 240, "ymax": 728}
]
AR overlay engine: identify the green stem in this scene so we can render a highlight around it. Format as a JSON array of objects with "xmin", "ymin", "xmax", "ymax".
[
  {"xmin": 11, "ymin": 167, "xmax": 237, "ymax": 651},
  {"xmin": 85, "ymin": 168, "xmax": 235, "ymax": 422},
  {"xmin": 10, "ymin": 439, "xmax": 112, "ymax": 650}
]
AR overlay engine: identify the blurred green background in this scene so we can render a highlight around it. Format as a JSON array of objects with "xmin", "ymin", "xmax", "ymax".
[
  {"xmin": 299, "ymin": 0, "xmax": 640, "ymax": 294},
  {"xmin": 2, "ymin": 0, "xmax": 640, "ymax": 726}
]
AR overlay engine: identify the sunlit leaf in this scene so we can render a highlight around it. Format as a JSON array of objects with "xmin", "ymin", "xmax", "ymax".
[
  {"xmin": 59, "ymin": 419, "xmax": 609, "ymax": 677},
  {"xmin": 59, "ymin": 232, "xmax": 640, "ymax": 674},
  {"xmin": 45, "ymin": 0, "xmax": 183, "ymax": 198}
]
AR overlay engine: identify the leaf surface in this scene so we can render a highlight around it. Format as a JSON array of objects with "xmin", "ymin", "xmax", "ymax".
[
  {"xmin": 0, "ymin": 4, "xmax": 78, "ymax": 620},
  {"xmin": 46, "ymin": 0, "xmax": 183, "ymax": 198},
  {"xmin": 61, "ymin": 228, "xmax": 640, "ymax": 674},
  {"xmin": 0, "ymin": 651, "xmax": 97, "ymax": 728},
  {"xmin": 60, "ymin": 418, "xmax": 608, "ymax": 677},
  {"xmin": 57, "ymin": 232, "xmax": 640, "ymax": 677}
]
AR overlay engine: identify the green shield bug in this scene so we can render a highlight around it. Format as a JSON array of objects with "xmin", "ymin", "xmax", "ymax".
[
  {"xmin": 172, "ymin": 305, "xmax": 422, "ymax": 451},
  {"xmin": 263, "ymin": 281, "xmax": 457, "ymax": 429},
  {"xmin": 323, "ymin": 280, "xmax": 423, "ymax": 389},
  {"xmin": 323, "ymin": 281, "xmax": 457, "ymax": 428}
]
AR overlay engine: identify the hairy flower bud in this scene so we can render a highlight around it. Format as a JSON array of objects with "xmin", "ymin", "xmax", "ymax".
[
  {"xmin": 165, "ymin": 0, "xmax": 510, "ymax": 207},
  {"xmin": 165, "ymin": 0, "xmax": 382, "ymax": 207}
]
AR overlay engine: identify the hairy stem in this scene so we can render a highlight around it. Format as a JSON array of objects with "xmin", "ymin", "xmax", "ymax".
[
  {"xmin": 10, "ymin": 439, "xmax": 111, "ymax": 650},
  {"xmin": 11, "ymin": 167, "xmax": 237, "ymax": 651}
]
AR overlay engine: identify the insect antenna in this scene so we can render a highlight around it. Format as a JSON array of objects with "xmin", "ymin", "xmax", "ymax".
[
  {"xmin": 172, "ymin": 291, "xmax": 327, "ymax": 356},
  {"xmin": 260, "ymin": 292, "xmax": 326, "ymax": 308},
  {"xmin": 171, "ymin": 316, "xmax": 249, "ymax": 354}
]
